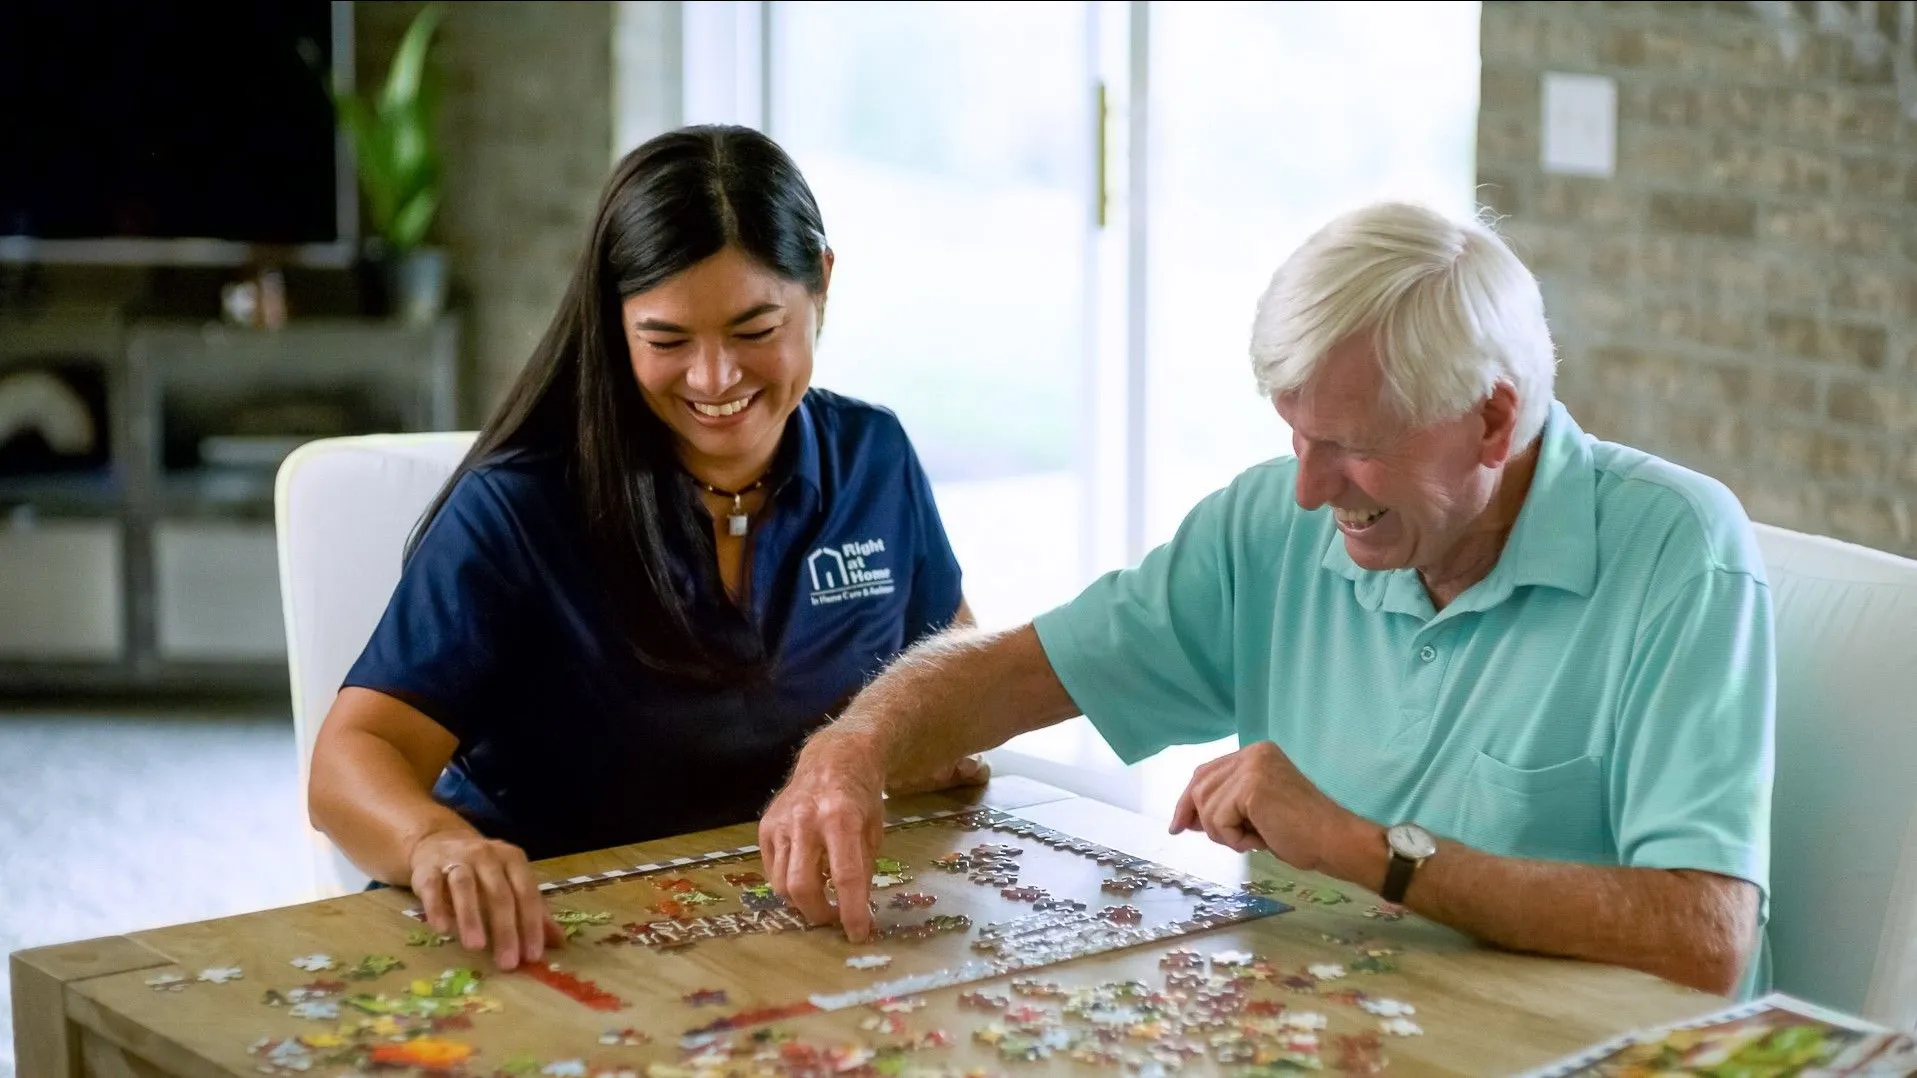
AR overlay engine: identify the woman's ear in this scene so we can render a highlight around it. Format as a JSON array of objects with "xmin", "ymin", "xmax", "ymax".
[{"xmin": 815, "ymin": 248, "xmax": 835, "ymax": 335}]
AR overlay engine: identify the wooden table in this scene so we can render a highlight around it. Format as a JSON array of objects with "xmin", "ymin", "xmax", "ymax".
[{"xmin": 11, "ymin": 777, "xmax": 1725, "ymax": 1078}]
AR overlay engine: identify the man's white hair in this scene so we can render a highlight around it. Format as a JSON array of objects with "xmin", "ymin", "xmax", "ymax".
[{"xmin": 1249, "ymin": 202, "xmax": 1557, "ymax": 448}]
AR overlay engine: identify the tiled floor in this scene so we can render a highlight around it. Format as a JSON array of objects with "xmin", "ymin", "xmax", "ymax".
[{"xmin": 0, "ymin": 706, "xmax": 312, "ymax": 1078}]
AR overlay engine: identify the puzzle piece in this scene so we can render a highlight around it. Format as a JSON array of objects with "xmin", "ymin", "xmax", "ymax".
[
  {"xmin": 1159, "ymin": 949, "xmax": 1203, "ymax": 970},
  {"xmin": 346, "ymin": 954, "xmax": 406, "ymax": 981},
  {"xmin": 846, "ymin": 954, "xmax": 894, "ymax": 970},
  {"xmin": 290, "ymin": 953, "xmax": 336, "ymax": 972},
  {"xmin": 599, "ymin": 1027, "xmax": 650, "ymax": 1046},
  {"xmin": 888, "ymin": 891, "xmax": 937, "ymax": 910},
  {"xmin": 741, "ymin": 883, "xmax": 787, "ymax": 911},
  {"xmin": 723, "ymin": 871, "xmax": 765, "ymax": 888},
  {"xmin": 684, "ymin": 988, "xmax": 728, "ymax": 1007},
  {"xmin": 196, "ymin": 966, "xmax": 243, "ymax": 984},
  {"xmin": 1098, "ymin": 905, "xmax": 1143, "ymax": 925},
  {"xmin": 1379, "ymin": 1017, "xmax": 1423, "ymax": 1037}
]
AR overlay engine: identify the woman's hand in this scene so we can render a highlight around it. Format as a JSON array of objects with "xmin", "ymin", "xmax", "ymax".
[
  {"xmin": 884, "ymin": 754, "xmax": 991, "ymax": 796},
  {"xmin": 409, "ymin": 827, "xmax": 562, "ymax": 970}
]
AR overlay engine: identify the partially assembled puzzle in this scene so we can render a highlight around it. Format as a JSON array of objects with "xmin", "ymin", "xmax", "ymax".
[
  {"xmin": 427, "ymin": 807, "xmax": 1290, "ymax": 1040},
  {"xmin": 141, "ymin": 806, "xmax": 1446, "ymax": 1075}
]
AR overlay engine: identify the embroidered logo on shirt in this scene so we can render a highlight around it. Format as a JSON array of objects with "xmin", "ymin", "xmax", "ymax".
[{"xmin": 807, "ymin": 538, "xmax": 896, "ymax": 605}]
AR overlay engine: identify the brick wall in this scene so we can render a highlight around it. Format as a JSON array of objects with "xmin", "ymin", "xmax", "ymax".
[
  {"xmin": 1478, "ymin": 1, "xmax": 1917, "ymax": 553},
  {"xmin": 357, "ymin": 2, "xmax": 620, "ymax": 419}
]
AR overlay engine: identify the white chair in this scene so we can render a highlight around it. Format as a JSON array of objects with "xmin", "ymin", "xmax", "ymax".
[
  {"xmin": 1756, "ymin": 521, "xmax": 1917, "ymax": 1030},
  {"xmin": 275, "ymin": 432, "xmax": 477, "ymax": 898}
]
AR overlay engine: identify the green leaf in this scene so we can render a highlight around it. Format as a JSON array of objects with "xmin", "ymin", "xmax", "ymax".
[
  {"xmin": 390, "ymin": 188, "xmax": 440, "ymax": 253},
  {"xmin": 381, "ymin": 3, "xmax": 444, "ymax": 116}
]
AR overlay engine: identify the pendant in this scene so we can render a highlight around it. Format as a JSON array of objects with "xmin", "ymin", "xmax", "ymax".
[{"xmin": 727, "ymin": 511, "xmax": 749, "ymax": 537}]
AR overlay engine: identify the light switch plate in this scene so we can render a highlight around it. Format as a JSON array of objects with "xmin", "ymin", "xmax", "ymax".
[{"xmin": 1541, "ymin": 71, "xmax": 1617, "ymax": 177}]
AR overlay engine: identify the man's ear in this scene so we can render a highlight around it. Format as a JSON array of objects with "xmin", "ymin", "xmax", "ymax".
[{"xmin": 1480, "ymin": 382, "xmax": 1522, "ymax": 467}]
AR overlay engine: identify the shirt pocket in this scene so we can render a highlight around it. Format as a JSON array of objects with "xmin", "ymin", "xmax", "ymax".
[{"xmin": 1457, "ymin": 750, "xmax": 1610, "ymax": 864}]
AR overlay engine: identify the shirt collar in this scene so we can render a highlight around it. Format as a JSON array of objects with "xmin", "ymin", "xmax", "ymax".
[
  {"xmin": 1319, "ymin": 400, "xmax": 1599, "ymax": 619},
  {"xmin": 772, "ymin": 390, "xmax": 824, "ymax": 505}
]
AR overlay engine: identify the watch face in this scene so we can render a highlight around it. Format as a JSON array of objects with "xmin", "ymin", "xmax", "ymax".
[{"xmin": 1387, "ymin": 823, "xmax": 1438, "ymax": 860}]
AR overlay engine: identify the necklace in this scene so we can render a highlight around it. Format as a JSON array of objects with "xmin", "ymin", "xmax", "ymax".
[{"xmin": 694, "ymin": 476, "xmax": 767, "ymax": 536}]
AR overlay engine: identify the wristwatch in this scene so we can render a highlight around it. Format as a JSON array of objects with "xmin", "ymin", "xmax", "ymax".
[{"xmin": 1380, "ymin": 822, "xmax": 1437, "ymax": 904}]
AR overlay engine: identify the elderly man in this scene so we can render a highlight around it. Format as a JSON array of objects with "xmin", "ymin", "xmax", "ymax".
[{"xmin": 760, "ymin": 202, "xmax": 1774, "ymax": 996}]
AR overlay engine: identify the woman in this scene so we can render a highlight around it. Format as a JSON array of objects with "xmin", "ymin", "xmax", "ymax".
[{"xmin": 308, "ymin": 126, "xmax": 982, "ymax": 971}]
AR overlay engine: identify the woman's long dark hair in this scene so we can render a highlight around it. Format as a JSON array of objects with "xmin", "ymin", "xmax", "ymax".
[{"xmin": 410, "ymin": 125, "xmax": 829, "ymax": 682}]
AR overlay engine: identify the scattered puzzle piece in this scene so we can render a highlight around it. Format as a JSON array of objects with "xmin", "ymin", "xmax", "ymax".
[
  {"xmin": 1363, "ymin": 902, "xmax": 1408, "ymax": 921},
  {"xmin": 346, "ymin": 954, "xmax": 405, "ymax": 981},
  {"xmin": 723, "ymin": 871, "xmax": 765, "ymax": 888},
  {"xmin": 847, "ymin": 954, "xmax": 894, "ymax": 970},
  {"xmin": 1307, "ymin": 963, "xmax": 1347, "ymax": 981},
  {"xmin": 1159, "ymin": 949, "xmax": 1203, "ymax": 970},
  {"xmin": 196, "ymin": 966, "xmax": 242, "ymax": 984},
  {"xmin": 289, "ymin": 954, "xmax": 335, "ymax": 972},
  {"xmin": 888, "ymin": 891, "xmax": 937, "ymax": 910},
  {"xmin": 684, "ymin": 988, "xmax": 728, "ymax": 1007},
  {"xmin": 1360, "ymin": 997, "xmax": 1415, "ymax": 1018},
  {"xmin": 1211, "ymin": 950, "xmax": 1256, "ymax": 967},
  {"xmin": 369, "ymin": 1036, "xmax": 475, "ymax": 1069},
  {"xmin": 860, "ymin": 1013, "xmax": 909, "ymax": 1035},
  {"xmin": 1098, "ymin": 904, "xmax": 1143, "ymax": 925},
  {"xmin": 406, "ymin": 928, "xmax": 455, "ymax": 947},
  {"xmin": 598, "ymin": 1028, "xmax": 650, "ymax": 1046},
  {"xmin": 1380, "ymin": 1016, "xmax": 1423, "ymax": 1037},
  {"xmin": 144, "ymin": 971, "xmax": 188, "ymax": 992},
  {"xmin": 958, "ymin": 990, "xmax": 1009, "ymax": 1011}
]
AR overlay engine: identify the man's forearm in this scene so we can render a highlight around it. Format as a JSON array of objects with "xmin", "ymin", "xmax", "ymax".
[
  {"xmin": 811, "ymin": 623, "xmax": 1081, "ymax": 781},
  {"xmin": 1319, "ymin": 822, "xmax": 1757, "ymax": 994}
]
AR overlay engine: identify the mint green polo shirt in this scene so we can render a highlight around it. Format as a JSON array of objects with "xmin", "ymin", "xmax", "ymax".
[{"xmin": 1034, "ymin": 402, "xmax": 1775, "ymax": 995}]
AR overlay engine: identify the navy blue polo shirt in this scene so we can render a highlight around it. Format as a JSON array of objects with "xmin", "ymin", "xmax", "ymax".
[{"xmin": 343, "ymin": 389, "xmax": 963, "ymax": 861}]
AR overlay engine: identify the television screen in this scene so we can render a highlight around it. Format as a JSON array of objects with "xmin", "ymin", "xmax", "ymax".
[{"xmin": 0, "ymin": 1, "xmax": 349, "ymax": 260}]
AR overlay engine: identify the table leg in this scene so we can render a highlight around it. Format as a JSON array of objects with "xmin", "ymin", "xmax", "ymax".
[{"xmin": 11, "ymin": 936, "xmax": 171, "ymax": 1078}]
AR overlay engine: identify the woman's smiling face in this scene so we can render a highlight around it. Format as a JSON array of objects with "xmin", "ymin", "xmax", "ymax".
[{"xmin": 622, "ymin": 245, "xmax": 831, "ymax": 484}]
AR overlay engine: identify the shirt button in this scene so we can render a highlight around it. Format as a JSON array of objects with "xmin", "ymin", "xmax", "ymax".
[{"xmin": 1418, "ymin": 645, "xmax": 1437, "ymax": 663}]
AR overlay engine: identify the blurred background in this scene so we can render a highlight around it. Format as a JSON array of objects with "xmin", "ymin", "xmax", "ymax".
[{"xmin": 1, "ymin": 1, "xmax": 1911, "ymax": 1070}]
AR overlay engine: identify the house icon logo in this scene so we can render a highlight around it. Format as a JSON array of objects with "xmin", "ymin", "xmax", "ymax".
[{"xmin": 807, "ymin": 547, "xmax": 846, "ymax": 592}]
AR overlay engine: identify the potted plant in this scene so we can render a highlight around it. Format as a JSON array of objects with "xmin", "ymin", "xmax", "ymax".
[{"xmin": 335, "ymin": 3, "xmax": 446, "ymax": 323}]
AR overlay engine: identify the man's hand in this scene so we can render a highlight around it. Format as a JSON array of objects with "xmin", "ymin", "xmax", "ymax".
[
  {"xmin": 1170, "ymin": 739, "xmax": 1372, "ymax": 875},
  {"xmin": 760, "ymin": 733, "xmax": 889, "ymax": 942}
]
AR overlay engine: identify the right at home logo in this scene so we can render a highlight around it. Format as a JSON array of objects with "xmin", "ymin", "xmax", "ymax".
[{"xmin": 806, "ymin": 537, "xmax": 895, "ymax": 606}]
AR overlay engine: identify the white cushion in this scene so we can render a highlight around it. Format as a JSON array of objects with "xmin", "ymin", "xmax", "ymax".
[
  {"xmin": 1756, "ymin": 522, "xmax": 1917, "ymax": 1029},
  {"xmin": 275, "ymin": 433, "xmax": 475, "ymax": 897}
]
